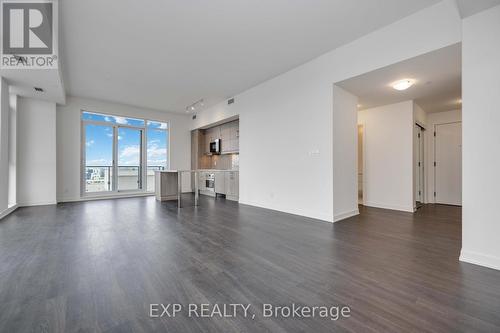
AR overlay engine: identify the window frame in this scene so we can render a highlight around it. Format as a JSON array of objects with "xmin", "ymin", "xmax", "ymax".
[{"xmin": 80, "ymin": 109, "xmax": 170, "ymax": 198}]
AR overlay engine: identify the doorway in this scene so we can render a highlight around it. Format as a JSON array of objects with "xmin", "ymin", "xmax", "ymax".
[
  {"xmin": 434, "ymin": 122, "xmax": 462, "ymax": 205},
  {"xmin": 336, "ymin": 43, "xmax": 462, "ymax": 214}
]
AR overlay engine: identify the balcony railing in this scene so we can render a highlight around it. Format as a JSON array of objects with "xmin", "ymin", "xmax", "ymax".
[{"xmin": 85, "ymin": 165, "xmax": 165, "ymax": 192}]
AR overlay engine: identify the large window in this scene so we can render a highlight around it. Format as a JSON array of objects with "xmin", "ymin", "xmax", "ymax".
[
  {"xmin": 146, "ymin": 121, "xmax": 169, "ymax": 191},
  {"xmin": 82, "ymin": 111, "xmax": 168, "ymax": 195}
]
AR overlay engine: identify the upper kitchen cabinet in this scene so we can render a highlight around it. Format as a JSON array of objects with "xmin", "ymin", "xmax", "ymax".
[
  {"xmin": 204, "ymin": 126, "xmax": 219, "ymax": 154},
  {"xmin": 221, "ymin": 120, "xmax": 239, "ymax": 154},
  {"xmin": 200, "ymin": 119, "xmax": 239, "ymax": 155}
]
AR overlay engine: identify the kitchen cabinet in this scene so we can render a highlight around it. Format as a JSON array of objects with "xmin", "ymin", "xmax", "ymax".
[
  {"xmin": 225, "ymin": 171, "xmax": 239, "ymax": 201},
  {"xmin": 197, "ymin": 170, "xmax": 238, "ymax": 200},
  {"xmin": 204, "ymin": 129, "xmax": 212, "ymax": 154},
  {"xmin": 221, "ymin": 121, "xmax": 239, "ymax": 153},
  {"xmin": 231, "ymin": 121, "xmax": 239, "ymax": 152},
  {"xmin": 154, "ymin": 171, "xmax": 179, "ymax": 201},
  {"xmin": 214, "ymin": 172, "xmax": 226, "ymax": 194},
  {"xmin": 220, "ymin": 123, "xmax": 231, "ymax": 141},
  {"xmin": 200, "ymin": 120, "xmax": 239, "ymax": 155},
  {"xmin": 198, "ymin": 171, "xmax": 207, "ymax": 191},
  {"xmin": 204, "ymin": 126, "xmax": 222, "ymax": 154}
]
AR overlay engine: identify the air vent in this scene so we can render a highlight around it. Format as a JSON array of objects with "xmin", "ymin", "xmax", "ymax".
[
  {"xmin": 228, "ymin": 98, "xmax": 235, "ymax": 105},
  {"xmin": 192, "ymin": 114, "xmax": 197, "ymax": 120},
  {"xmin": 34, "ymin": 87, "xmax": 44, "ymax": 92}
]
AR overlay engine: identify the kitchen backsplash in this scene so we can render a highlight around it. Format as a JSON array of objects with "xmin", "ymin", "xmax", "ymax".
[{"xmin": 200, "ymin": 153, "xmax": 239, "ymax": 170}]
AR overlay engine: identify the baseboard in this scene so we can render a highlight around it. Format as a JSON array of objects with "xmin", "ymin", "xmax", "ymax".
[
  {"xmin": 58, "ymin": 192, "xmax": 154, "ymax": 203},
  {"xmin": 0, "ymin": 205, "xmax": 18, "ymax": 220},
  {"xmin": 333, "ymin": 209, "xmax": 359, "ymax": 222},
  {"xmin": 363, "ymin": 201, "xmax": 414, "ymax": 213},
  {"xmin": 460, "ymin": 249, "xmax": 500, "ymax": 271},
  {"xmin": 18, "ymin": 201, "xmax": 57, "ymax": 207},
  {"xmin": 238, "ymin": 199, "xmax": 333, "ymax": 223}
]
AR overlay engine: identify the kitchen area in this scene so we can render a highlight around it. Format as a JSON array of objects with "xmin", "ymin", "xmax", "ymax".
[
  {"xmin": 191, "ymin": 118, "xmax": 239, "ymax": 201},
  {"xmin": 154, "ymin": 117, "xmax": 239, "ymax": 205}
]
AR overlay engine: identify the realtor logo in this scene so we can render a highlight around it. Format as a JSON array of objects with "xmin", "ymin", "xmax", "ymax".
[{"xmin": 1, "ymin": 0, "xmax": 57, "ymax": 69}]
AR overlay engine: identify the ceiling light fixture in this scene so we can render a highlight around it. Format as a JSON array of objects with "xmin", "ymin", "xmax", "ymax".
[
  {"xmin": 392, "ymin": 79, "xmax": 415, "ymax": 91},
  {"xmin": 186, "ymin": 98, "xmax": 204, "ymax": 113}
]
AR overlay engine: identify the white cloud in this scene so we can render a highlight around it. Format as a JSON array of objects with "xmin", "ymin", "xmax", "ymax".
[
  {"xmin": 119, "ymin": 145, "xmax": 140, "ymax": 165},
  {"xmin": 104, "ymin": 115, "xmax": 128, "ymax": 125},
  {"xmin": 118, "ymin": 135, "xmax": 123, "ymax": 140},
  {"xmin": 159, "ymin": 122, "xmax": 168, "ymax": 130},
  {"xmin": 86, "ymin": 140, "xmax": 95, "ymax": 147},
  {"xmin": 146, "ymin": 144, "xmax": 167, "ymax": 167},
  {"xmin": 114, "ymin": 116, "xmax": 128, "ymax": 125}
]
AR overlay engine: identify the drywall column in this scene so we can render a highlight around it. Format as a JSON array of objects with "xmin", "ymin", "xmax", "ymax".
[
  {"xmin": 332, "ymin": 85, "xmax": 359, "ymax": 221},
  {"xmin": 357, "ymin": 101, "xmax": 414, "ymax": 212},
  {"xmin": 8, "ymin": 94, "xmax": 17, "ymax": 207},
  {"xmin": 17, "ymin": 97, "xmax": 57, "ymax": 206},
  {"xmin": 0, "ymin": 78, "xmax": 9, "ymax": 216},
  {"xmin": 461, "ymin": 5, "xmax": 500, "ymax": 270}
]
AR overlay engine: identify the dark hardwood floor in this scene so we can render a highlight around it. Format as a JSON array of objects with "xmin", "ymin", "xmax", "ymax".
[{"xmin": 0, "ymin": 197, "xmax": 499, "ymax": 332}]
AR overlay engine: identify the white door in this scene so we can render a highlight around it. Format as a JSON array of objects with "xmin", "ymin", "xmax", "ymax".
[{"xmin": 435, "ymin": 122, "xmax": 462, "ymax": 205}]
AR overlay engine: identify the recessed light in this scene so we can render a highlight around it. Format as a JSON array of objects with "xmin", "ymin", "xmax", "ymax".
[{"xmin": 392, "ymin": 79, "xmax": 415, "ymax": 91}]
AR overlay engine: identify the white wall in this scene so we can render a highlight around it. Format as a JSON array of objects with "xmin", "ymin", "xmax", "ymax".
[
  {"xmin": 414, "ymin": 103, "xmax": 427, "ymax": 127},
  {"xmin": 56, "ymin": 96, "xmax": 191, "ymax": 202},
  {"xmin": 17, "ymin": 98, "xmax": 57, "ymax": 206},
  {"xmin": 332, "ymin": 85, "xmax": 359, "ymax": 221},
  {"xmin": 358, "ymin": 101, "xmax": 415, "ymax": 212},
  {"xmin": 461, "ymin": 4, "xmax": 500, "ymax": 270},
  {"xmin": 424, "ymin": 109, "xmax": 461, "ymax": 203},
  {"xmin": 0, "ymin": 78, "xmax": 9, "ymax": 214},
  {"xmin": 8, "ymin": 94, "xmax": 17, "ymax": 208},
  {"xmin": 190, "ymin": 1, "xmax": 461, "ymax": 222}
]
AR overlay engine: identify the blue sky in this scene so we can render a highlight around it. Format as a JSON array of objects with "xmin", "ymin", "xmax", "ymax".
[{"xmin": 84, "ymin": 112, "xmax": 168, "ymax": 168}]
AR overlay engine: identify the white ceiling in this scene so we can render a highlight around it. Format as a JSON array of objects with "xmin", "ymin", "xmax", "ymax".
[
  {"xmin": 456, "ymin": 0, "xmax": 500, "ymax": 18},
  {"xmin": 60, "ymin": 0, "xmax": 440, "ymax": 112},
  {"xmin": 336, "ymin": 43, "xmax": 461, "ymax": 113},
  {"xmin": 3, "ymin": 68, "xmax": 65, "ymax": 103}
]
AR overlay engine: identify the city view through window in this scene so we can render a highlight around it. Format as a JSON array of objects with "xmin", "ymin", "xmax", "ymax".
[{"xmin": 82, "ymin": 112, "xmax": 168, "ymax": 193}]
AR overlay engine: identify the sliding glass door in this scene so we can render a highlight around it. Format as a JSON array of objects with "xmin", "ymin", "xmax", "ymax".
[
  {"xmin": 117, "ymin": 127, "xmax": 143, "ymax": 191},
  {"xmin": 82, "ymin": 111, "xmax": 169, "ymax": 196}
]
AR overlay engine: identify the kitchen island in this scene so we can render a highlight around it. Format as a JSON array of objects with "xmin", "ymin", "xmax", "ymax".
[{"xmin": 154, "ymin": 169, "xmax": 239, "ymax": 207}]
